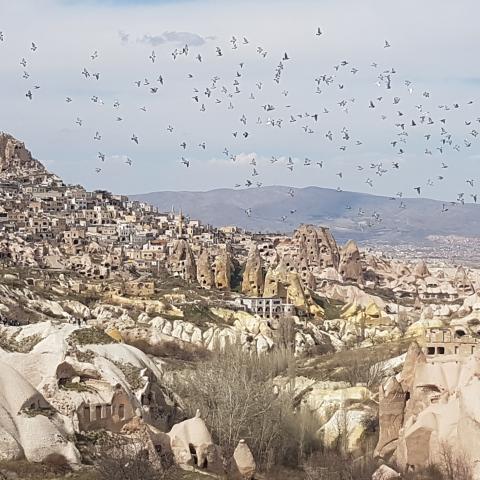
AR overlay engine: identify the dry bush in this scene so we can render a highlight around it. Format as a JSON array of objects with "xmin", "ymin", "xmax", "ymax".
[
  {"xmin": 94, "ymin": 435, "xmax": 172, "ymax": 480},
  {"xmin": 435, "ymin": 441, "xmax": 472, "ymax": 480},
  {"xmin": 126, "ymin": 337, "xmax": 211, "ymax": 363},
  {"xmin": 69, "ymin": 328, "xmax": 116, "ymax": 346},
  {"xmin": 403, "ymin": 441, "xmax": 473, "ymax": 480},
  {"xmin": 174, "ymin": 343, "xmax": 320, "ymax": 471},
  {"xmin": 303, "ymin": 449, "xmax": 376, "ymax": 480},
  {"xmin": 334, "ymin": 355, "xmax": 387, "ymax": 389}
]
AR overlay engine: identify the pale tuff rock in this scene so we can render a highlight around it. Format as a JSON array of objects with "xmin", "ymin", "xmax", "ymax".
[
  {"xmin": 167, "ymin": 239, "xmax": 196, "ymax": 282},
  {"xmin": 339, "ymin": 240, "xmax": 364, "ymax": 283},
  {"xmin": 293, "ymin": 224, "xmax": 340, "ymax": 271},
  {"xmin": 412, "ymin": 260, "xmax": 430, "ymax": 278},
  {"xmin": 241, "ymin": 244, "xmax": 264, "ymax": 296},
  {"xmin": 168, "ymin": 411, "xmax": 223, "ymax": 472},
  {"xmin": 196, "ymin": 249, "xmax": 214, "ymax": 289},
  {"xmin": 232, "ymin": 439, "xmax": 256, "ymax": 479},
  {"xmin": 374, "ymin": 377, "xmax": 406, "ymax": 460},
  {"xmin": 320, "ymin": 408, "xmax": 372, "ymax": 454},
  {"xmin": 0, "ymin": 321, "xmax": 177, "ymax": 461},
  {"xmin": 214, "ymin": 249, "xmax": 232, "ymax": 290},
  {"xmin": 371, "ymin": 465, "xmax": 401, "ymax": 479},
  {"xmin": 454, "ymin": 265, "xmax": 475, "ymax": 295},
  {"xmin": 0, "ymin": 358, "xmax": 80, "ymax": 465},
  {"xmin": 375, "ymin": 340, "xmax": 480, "ymax": 476},
  {"xmin": 0, "ymin": 133, "xmax": 47, "ymax": 179},
  {"xmin": 263, "ymin": 256, "xmax": 323, "ymax": 317}
]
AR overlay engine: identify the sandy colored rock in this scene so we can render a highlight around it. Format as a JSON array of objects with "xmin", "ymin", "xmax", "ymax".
[
  {"xmin": 372, "ymin": 465, "xmax": 401, "ymax": 479},
  {"xmin": 214, "ymin": 249, "xmax": 232, "ymax": 290},
  {"xmin": 232, "ymin": 439, "xmax": 256, "ymax": 479},
  {"xmin": 167, "ymin": 239, "xmax": 197, "ymax": 282},
  {"xmin": 339, "ymin": 240, "xmax": 364, "ymax": 283},
  {"xmin": 196, "ymin": 249, "xmax": 215, "ymax": 289},
  {"xmin": 241, "ymin": 245, "xmax": 264, "ymax": 296}
]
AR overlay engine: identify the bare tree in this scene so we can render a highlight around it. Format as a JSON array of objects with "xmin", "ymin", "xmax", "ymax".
[
  {"xmin": 173, "ymin": 343, "xmax": 319, "ymax": 471},
  {"xmin": 336, "ymin": 355, "xmax": 387, "ymax": 389},
  {"xmin": 95, "ymin": 434, "xmax": 173, "ymax": 480},
  {"xmin": 437, "ymin": 441, "xmax": 473, "ymax": 480}
]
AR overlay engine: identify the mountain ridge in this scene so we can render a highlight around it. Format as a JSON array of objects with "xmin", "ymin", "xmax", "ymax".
[{"xmin": 130, "ymin": 185, "xmax": 480, "ymax": 243}]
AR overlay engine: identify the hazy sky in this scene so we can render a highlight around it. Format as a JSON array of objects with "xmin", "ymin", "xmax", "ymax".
[{"xmin": 0, "ymin": 0, "xmax": 479, "ymax": 201}]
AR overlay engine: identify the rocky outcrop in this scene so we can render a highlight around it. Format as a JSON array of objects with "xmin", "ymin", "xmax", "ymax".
[
  {"xmin": 412, "ymin": 260, "xmax": 430, "ymax": 278},
  {"xmin": 241, "ymin": 245, "xmax": 264, "ymax": 296},
  {"xmin": 214, "ymin": 249, "xmax": 232, "ymax": 290},
  {"xmin": 168, "ymin": 411, "xmax": 223, "ymax": 473},
  {"xmin": 196, "ymin": 250, "xmax": 214, "ymax": 289},
  {"xmin": 293, "ymin": 224, "xmax": 340, "ymax": 271},
  {"xmin": 376, "ymin": 340, "xmax": 480, "ymax": 476},
  {"xmin": 263, "ymin": 256, "xmax": 323, "ymax": 317},
  {"xmin": 339, "ymin": 240, "xmax": 364, "ymax": 283},
  {"xmin": 167, "ymin": 240, "xmax": 196, "ymax": 282},
  {"xmin": 232, "ymin": 439, "xmax": 256, "ymax": 479},
  {"xmin": 0, "ymin": 133, "xmax": 47, "ymax": 179},
  {"xmin": 374, "ymin": 377, "xmax": 406, "ymax": 460},
  {"xmin": 372, "ymin": 465, "xmax": 401, "ymax": 479},
  {"xmin": 0, "ymin": 359, "xmax": 80, "ymax": 465}
]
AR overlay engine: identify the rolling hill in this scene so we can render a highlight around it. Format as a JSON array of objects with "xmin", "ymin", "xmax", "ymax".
[{"xmin": 130, "ymin": 186, "xmax": 480, "ymax": 243}]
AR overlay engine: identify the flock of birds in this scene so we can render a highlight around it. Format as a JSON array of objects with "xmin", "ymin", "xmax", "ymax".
[{"xmin": 1, "ymin": 26, "xmax": 479, "ymax": 230}]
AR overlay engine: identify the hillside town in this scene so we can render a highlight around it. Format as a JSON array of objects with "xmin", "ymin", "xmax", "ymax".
[{"xmin": 3, "ymin": 132, "xmax": 480, "ymax": 480}]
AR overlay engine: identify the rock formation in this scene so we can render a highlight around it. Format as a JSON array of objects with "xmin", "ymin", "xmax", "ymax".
[
  {"xmin": 339, "ymin": 240, "xmax": 364, "ymax": 283},
  {"xmin": 0, "ymin": 133, "xmax": 47, "ymax": 179},
  {"xmin": 412, "ymin": 260, "xmax": 430, "ymax": 278},
  {"xmin": 241, "ymin": 245, "xmax": 264, "ymax": 296},
  {"xmin": 293, "ymin": 224, "xmax": 340, "ymax": 271},
  {"xmin": 214, "ymin": 249, "xmax": 232, "ymax": 290},
  {"xmin": 232, "ymin": 439, "xmax": 256, "ymax": 479},
  {"xmin": 196, "ymin": 249, "xmax": 214, "ymax": 289},
  {"xmin": 167, "ymin": 240, "xmax": 197, "ymax": 282},
  {"xmin": 168, "ymin": 410, "xmax": 223, "ymax": 473},
  {"xmin": 376, "ymin": 339, "xmax": 480, "ymax": 477}
]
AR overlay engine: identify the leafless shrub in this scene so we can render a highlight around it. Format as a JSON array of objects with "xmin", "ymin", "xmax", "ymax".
[
  {"xmin": 437, "ymin": 441, "xmax": 473, "ymax": 480},
  {"xmin": 174, "ymin": 343, "xmax": 320, "ymax": 471},
  {"xmin": 94, "ymin": 434, "xmax": 172, "ymax": 480},
  {"xmin": 334, "ymin": 355, "xmax": 387, "ymax": 389},
  {"xmin": 303, "ymin": 449, "xmax": 376, "ymax": 480},
  {"xmin": 403, "ymin": 441, "xmax": 473, "ymax": 480}
]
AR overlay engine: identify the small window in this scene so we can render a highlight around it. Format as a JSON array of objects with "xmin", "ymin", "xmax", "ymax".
[
  {"xmin": 118, "ymin": 404, "xmax": 125, "ymax": 420},
  {"xmin": 437, "ymin": 347, "xmax": 445, "ymax": 354},
  {"xmin": 427, "ymin": 347, "xmax": 435, "ymax": 355}
]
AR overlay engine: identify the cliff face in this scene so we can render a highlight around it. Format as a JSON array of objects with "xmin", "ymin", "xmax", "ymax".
[
  {"xmin": 376, "ymin": 342, "xmax": 480, "ymax": 478},
  {"xmin": 0, "ymin": 133, "xmax": 48, "ymax": 180}
]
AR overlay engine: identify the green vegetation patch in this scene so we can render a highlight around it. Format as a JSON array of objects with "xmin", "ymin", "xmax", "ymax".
[
  {"xmin": 0, "ymin": 331, "xmax": 42, "ymax": 353},
  {"xmin": 68, "ymin": 328, "xmax": 117, "ymax": 346},
  {"xmin": 113, "ymin": 361, "xmax": 146, "ymax": 390}
]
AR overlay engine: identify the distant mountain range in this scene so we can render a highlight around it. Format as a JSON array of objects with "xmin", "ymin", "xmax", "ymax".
[{"xmin": 130, "ymin": 186, "xmax": 480, "ymax": 244}]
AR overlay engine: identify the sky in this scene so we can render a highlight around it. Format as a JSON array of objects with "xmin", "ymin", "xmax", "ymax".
[{"xmin": 0, "ymin": 0, "xmax": 479, "ymax": 201}]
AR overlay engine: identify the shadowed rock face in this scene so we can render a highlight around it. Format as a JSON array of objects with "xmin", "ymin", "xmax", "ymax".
[
  {"xmin": 167, "ymin": 239, "xmax": 197, "ymax": 282},
  {"xmin": 294, "ymin": 224, "xmax": 340, "ymax": 271},
  {"xmin": 412, "ymin": 260, "xmax": 430, "ymax": 278},
  {"xmin": 376, "ymin": 341, "xmax": 480, "ymax": 476},
  {"xmin": 339, "ymin": 240, "xmax": 363, "ymax": 283},
  {"xmin": 197, "ymin": 249, "xmax": 215, "ymax": 289},
  {"xmin": 242, "ymin": 245, "xmax": 264, "ymax": 297},
  {"xmin": 0, "ymin": 133, "xmax": 46, "ymax": 178},
  {"xmin": 214, "ymin": 249, "xmax": 232, "ymax": 290}
]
